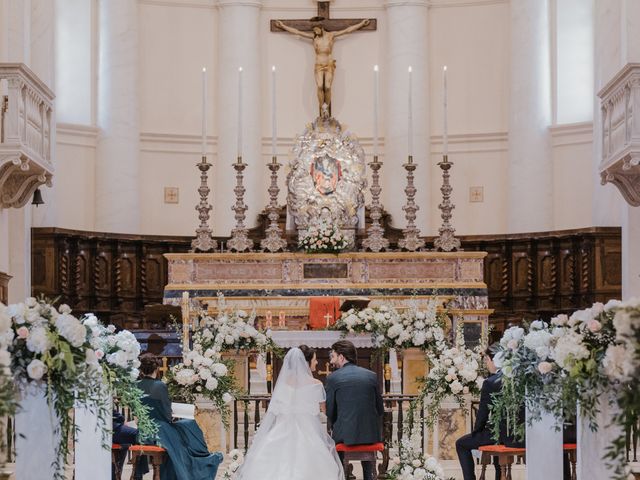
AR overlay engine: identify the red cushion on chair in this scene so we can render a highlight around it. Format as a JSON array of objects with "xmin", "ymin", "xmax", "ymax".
[
  {"xmin": 112, "ymin": 444, "xmax": 122, "ymax": 450},
  {"xmin": 336, "ymin": 443, "xmax": 384, "ymax": 452},
  {"xmin": 563, "ymin": 443, "xmax": 577, "ymax": 450},
  {"xmin": 129, "ymin": 445, "xmax": 167, "ymax": 453},
  {"xmin": 478, "ymin": 445, "xmax": 526, "ymax": 454}
]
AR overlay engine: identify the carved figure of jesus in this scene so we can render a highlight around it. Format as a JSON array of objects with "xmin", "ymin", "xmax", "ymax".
[{"xmin": 275, "ymin": 18, "xmax": 370, "ymax": 114}]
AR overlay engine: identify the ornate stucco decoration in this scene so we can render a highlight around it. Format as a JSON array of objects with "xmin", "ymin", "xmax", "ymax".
[
  {"xmin": 598, "ymin": 63, "xmax": 640, "ymax": 206},
  {"xmin": 286, "ymin": 108, "xmax": 367, "ymax": 247},
  {"xmin": 0, "ymin": 63, "xmax": 55, "ymax": 209}
]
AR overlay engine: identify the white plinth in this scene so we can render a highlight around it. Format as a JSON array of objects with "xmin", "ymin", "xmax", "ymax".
[
  {"xmin": 525, "ymin": 408, "xmax": 563, "ymax": 480},
  {"xmin": 74, "ymin": 402, "xmax": 111, "ymax": 480},
  {"xmin": 15, "ymin": 384, "xmax": 59, "ymax": 480},
  {"xmin": 577, "ymin": 397, "xmax": 621, "ymax": 480}
]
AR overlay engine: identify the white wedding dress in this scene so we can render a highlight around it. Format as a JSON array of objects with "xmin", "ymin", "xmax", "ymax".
[{"xmin": 235, "ymin": 348, "xmax": 344, "ymax": 480}]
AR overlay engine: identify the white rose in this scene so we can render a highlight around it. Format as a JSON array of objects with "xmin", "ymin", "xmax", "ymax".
[
  {"xmin": 412, "ymin": 459, "xmax": 421, "ymax": 467},
  {"xmin": 26, "ymin": 327, "xmax": 50, "ymax": 354},
  {"xmin": 205, "ymin": 377, "xmax": 219, "ymax": 391},
  {"xmin": 222, "ymin": 392, "xmax": 234, "ymax": 403},
  {"xmin": 551, "ymin": 314, "xmax": 569, "ymax": 326},
  {"xmin": 604, "ymin": 299, "xmax": 622, "ymax": 311},
  {"xmin": 59, "ymin": 304, "xmax": 72, "ymax": 314},
  {"xmin": 537, "ymin": 361, "xmax": 553, "ymax": 374},
  {"xmin": 212, "ymin": 363, "xmax": 228, "ymax": 377},
  {"xmin": 27, "ymin": 359, "xmax": 47, "ymax": 380},
  {"xmin": 450, "ymin": 380, "xmax": 463, "ymax": 394}
]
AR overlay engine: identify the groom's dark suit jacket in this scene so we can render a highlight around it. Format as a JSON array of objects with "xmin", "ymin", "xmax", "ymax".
[{"xmin": 325, "ymin": 362, "xmax": 384, "ymax": 445}]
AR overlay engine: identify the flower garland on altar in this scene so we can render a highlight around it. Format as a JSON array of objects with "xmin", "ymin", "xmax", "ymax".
[
  {"xmin": 298, "ymin": 222, "xmax": 348, "ymax": 253},
  {"xmin": 2, "ymin": 298, "xmax": 129, "ymax": 480},
  {"xmin": 334, "ymin": 299, "xmax": 447, "ymax": 352}
]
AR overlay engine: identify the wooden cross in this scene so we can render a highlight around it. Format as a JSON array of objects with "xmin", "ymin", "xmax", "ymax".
[
  {"xmin": 324, "ymin": 311, "xmax": 333, "ymax": 327},
  {"xmin": 317, "ymin": 361, "xmax": 332, "ymax": 377},
  {"xmin": 270, "ymin": 1, "xmax": 377, "ymax": 33}
]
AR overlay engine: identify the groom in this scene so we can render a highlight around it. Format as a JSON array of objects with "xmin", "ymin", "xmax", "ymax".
[{"xmin": 326, "ymin": 340, "xmax": 384, "ymax": 480}]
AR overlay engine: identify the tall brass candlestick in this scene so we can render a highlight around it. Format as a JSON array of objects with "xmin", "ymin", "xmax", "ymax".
[
  {"xmin": 433, "ymin": 154, "xmax": 461, "ymax": 252},
  {"xmin": 398, "ymin": 156, "xmax": 425, "ymax": 251},
  {"xmin": 191, "ymin": 155, "xmax": 217, "ymax": 252},
  {"xmin": 260, "ymin": 157, "xmax": 288, "ymax": 252},
  {"xmin": 227, "ymin": 157, "xmax": 254, "ymax": 252},
  {"xmin": 362, "ymin": 155, "xmax": 389, "ymax": 252}
]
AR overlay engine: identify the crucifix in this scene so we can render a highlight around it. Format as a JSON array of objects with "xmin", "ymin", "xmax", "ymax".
[
  {"xmin": 271, "ymin": 1, "xmax": 377, "ymax": 116},
  {"xmin": 323, "ymin": 311, "xmax": 333, "ymax": 328}
]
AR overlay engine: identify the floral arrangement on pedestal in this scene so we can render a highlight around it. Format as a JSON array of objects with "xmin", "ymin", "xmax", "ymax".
[
  {"xmin": 81, "ymin": 314, "xmax": 157, "ymax": 441},
  {"xmin": 488, "ymin": 302, "xmax": 618, "ymax": 443},
  {"xmin": 600, "ymin": 298, "xmax": 640, "ymax": 477},
  {"xmin": 387, "ymin": 424, "xmax": 450, "ymax": 480},
  {"xmin": 298, "ymin": 222, "xmax": 348, "ymax": 253},
  {"xmin": 2, "ymin": 298, "xmax": 134, "ymax": 480},
  {"xmin": 0, "ymin": 304, "xmax": 15, "ymax": 418},
  {"xmin": 334, "ymin": 300, "xmax": 448, "ymax": 352},
  {"xmin": 417, "ymin": 326, "xmax": 483, "ymax": 427}
]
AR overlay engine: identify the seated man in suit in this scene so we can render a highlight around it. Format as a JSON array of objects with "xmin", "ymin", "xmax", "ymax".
[
  {"xmin": 456, "ymin": 346, "xmax": 524, "ymax": 480},
  {"xmin": 112, "ymin": 409, "xmax": 148, "ymax": 480}
]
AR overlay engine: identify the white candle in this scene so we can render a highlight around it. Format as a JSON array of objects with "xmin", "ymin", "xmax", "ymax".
[
  {"xmin": 443, "ymin": 66, "xmax": 448, "ymax": 156},
  {"xmin": 272, "ymin": 66, "xmax": 277, "ymax": 158},
  {"xmin": 373, "ymin": 65, "xmax": 379, "ymax": 158},
  {"xmin": 201, "ymin": 67, "xmax": 207, "ymax": 157},
  {"xmin": 408, "ymin": 66, "xmax": 413, "ymax": 158},
  {"xmin": 238, "ymin": 67, "xmax": 243, "ymax": 159}
]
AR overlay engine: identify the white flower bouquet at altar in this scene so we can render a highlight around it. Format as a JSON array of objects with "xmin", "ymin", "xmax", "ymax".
[
  {"xmin": 81, "ymin": 314, "xmax": 157, "ymax": 441},
  {"xmin": 417, "ymin": 326, "xmax": 483, "ymax": 427},
  {"xmin": 388, "ymin": 425, "xmax": 449, "ymax": 480},
  {"xmin": 336, "ymin": 304, "xmax": 400, "ymax": 335},
  {"xmin": 298, "ymin": 222, "xmax": 348, "ymax": 253},
  {"xmin": 3, "ymin": 298, "xmax": 111, "ymax": 480}
]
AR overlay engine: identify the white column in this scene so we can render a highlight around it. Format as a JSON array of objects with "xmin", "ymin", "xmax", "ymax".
[
  {"xmin": 0, "ymin": 0, "xmax": 30, "ymax": 63},
  {"xmin": 214, "ymin": 0, "xmax": 262, "ymax": 236},
  {"xmin": 577, "ymin": 395, "xmax": 622, "ymax": 480},
  {"xmin": 507, "ymin": 0, "xmax": 553, "ymax": 233},
  {"xmin": 383, "ymin": 0, "xmax": 430, "ymax": 233},
  {"xmin": 16, "ymin": 384, "xmax": 59, "ymax": 480},
  {"xmin": 525, "ymin": 408, "xmax": 563, "ymax": 480},
  {"xmin": 30, "ymin": 0, "xmax": 57, "ymax": 228},
  {"xmin": 96, "ymin": 0, "xmax": 140, "ymax": 234},
  {"xmin": 75, "ymin": 380, "xmax": 111, "ymax": 480}
]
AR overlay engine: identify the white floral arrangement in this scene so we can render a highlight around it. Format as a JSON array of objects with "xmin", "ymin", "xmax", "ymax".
[
  {"xmin": 82, "ymin": 315, "xmax": 156, "ymax": 441},
  {"xmin": 298, "ymin": 222, "xmax": 349, "ymax": 253},
  {"xmin": 388, "ymin": 425, "xmax": 449, "ymax": 480},
  {"xmin": 1, "ymin": 298, "xmax": 113, "ymax": 480},
  {"xmin": 418, "ymin": 326, "xmax": 483, "ymax": 427},
  {"xmin": 0, "ymin": 304, "xmax": 15, "ymax": 418},
  {"xmin": 334, "ymin": 300, "xmax": 447, "ymax": 353},
  {"xmin": 221, "ymin": 449, "xmax": 245, "ymax": 479}
]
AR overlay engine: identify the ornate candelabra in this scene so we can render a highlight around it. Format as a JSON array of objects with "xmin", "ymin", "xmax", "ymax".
[
  {"xmin": 260, "ymin": 157, "xmax": 288, "ymax": 252},
  {"xmin": 190, "ymin": 155, "xmax": 218, "ymax": 252},
  {"xmin": 398, "ymin": 156, "xmax": 425, "ymax": 251},
  {"xmin": 434, "ymin": 154, "xmax": 461, "ymax": 252},
  {"xmin": 362, "ymin": 155, "xmax": 389, "ymax": 252},
  {"xmin": 227, "ymin": 157, "xmax": 254, "ymax": 252}
]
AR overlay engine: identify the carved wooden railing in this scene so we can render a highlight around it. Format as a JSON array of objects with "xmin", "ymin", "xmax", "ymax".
[
  {"xmin": 31, "ymin": 226, "xmax": 621, "ymax": 337},
  {"xmin": 0, "ymin": 63, "xmax": 54, "ymax": 208}
]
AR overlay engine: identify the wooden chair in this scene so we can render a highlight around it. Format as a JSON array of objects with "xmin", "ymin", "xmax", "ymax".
[
  {"xmin": 478, "ymin": 445, "xmax": 526, "ymax": 480},
  {"xmin": 111, "ymin": 443, "xmax": 123, "ymax": 480},
  {"xmin": 336, "ymin": 442, "xmax": 385, "ymax": 480},
  {"xmin": 129, "ymin": 445, "xmax": 167, "ymax": 480},
  {"xmin": 564, "ymin": 443, "xmax": 577, "ymax": 480}
]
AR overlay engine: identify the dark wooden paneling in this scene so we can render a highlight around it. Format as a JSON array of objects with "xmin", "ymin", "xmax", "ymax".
[
  {"xmin": 31, "ymin": 226, "xmax": 621, "ymax": 337},
  {"xmin": 0, "ymin": 272, "xmax": 10, "ymax": 304}
]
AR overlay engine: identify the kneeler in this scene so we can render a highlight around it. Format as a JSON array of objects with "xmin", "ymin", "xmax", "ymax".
[{"xmin": 308, "ymin": 296, "xmax": 341, "ymax": 330}]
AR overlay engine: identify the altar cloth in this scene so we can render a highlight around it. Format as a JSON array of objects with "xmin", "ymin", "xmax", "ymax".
[{"xmin": 269, "ymin": 330, "xmax": 374, "ymax": 348}]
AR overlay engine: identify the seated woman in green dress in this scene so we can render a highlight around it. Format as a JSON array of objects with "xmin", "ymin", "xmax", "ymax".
[{"xmin": 138, "ymin": 353, "xmax": 223, "ymax": 480}]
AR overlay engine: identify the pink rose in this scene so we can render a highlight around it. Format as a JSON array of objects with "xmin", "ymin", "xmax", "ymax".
[
  {"xmin": 537, "ymin": 361, "xmax": 553, "ymax": 374},
  {"xmin": 17, "ymin": 326, "xmax": 29, "ymax": 339},
  {"xmin": 95, "ymin": 349, "xmax": 105, "ymax": 359},
  {"xmin": 587, "ymin": 320, "xmax": 602, "ymax": 333},
  {"xmin": 507, "ymin": 339, "xmax": 519, "ymax": 350}
]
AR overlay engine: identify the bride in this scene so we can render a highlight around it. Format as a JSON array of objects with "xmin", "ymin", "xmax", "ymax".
[{"xmin": 234, "ymin": 346, "xmax": 344, "ymax": 480}]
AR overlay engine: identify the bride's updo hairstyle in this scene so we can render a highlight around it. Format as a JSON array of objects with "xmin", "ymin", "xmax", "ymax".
[
  {"xmin": 298, "ymin": 344, "xmax": 316, "ymax": 365},
  {"xmin": 139, "ymin": 352, "xmax": 161, "ymax": 378}
]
